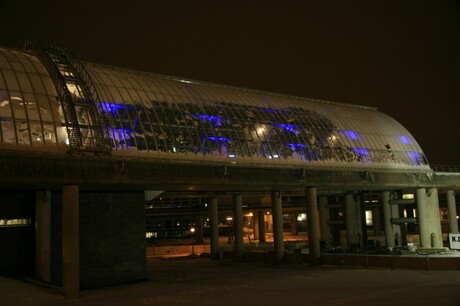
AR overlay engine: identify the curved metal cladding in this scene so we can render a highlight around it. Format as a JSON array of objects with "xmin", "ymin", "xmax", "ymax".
[
  {"xmin": 0, "ymin": 46, "xmax": 430, "ymax": 171},
  {"xmin": 85, "ymin": 62, "xmax": 429, "ymax": 171}
]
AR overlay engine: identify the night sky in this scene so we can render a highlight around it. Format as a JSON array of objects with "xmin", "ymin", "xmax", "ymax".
[{"xmin": 1, "ymin": 1, "xmax": 459, "ymax": 165}]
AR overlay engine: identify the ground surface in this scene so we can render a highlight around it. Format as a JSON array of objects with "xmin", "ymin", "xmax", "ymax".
[{"xmin": 2, "ymin": 257, "xmax": 460, "ymax": 306}]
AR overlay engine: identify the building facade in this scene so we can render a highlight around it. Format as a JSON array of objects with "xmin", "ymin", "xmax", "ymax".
[{"xmin": 0, "ymin": 43, "xmax": 459, "ymax": 295}]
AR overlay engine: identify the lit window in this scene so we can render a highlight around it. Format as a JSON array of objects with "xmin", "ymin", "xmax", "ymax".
[
  {"xmin": 402, "ymin": 194, "xmax": 414, "ymax": 200},
  {"xmin": 398, "ymin": 135, "xmax": 412, "ymax": 145},
  {"xmin": 0, "ymin": 218, "xmax": 31, "ymax": 227},
  {"xmin": 342, "ymin": 130, "xmax": 360, "ymax": 140},
  {"xmin": 365, "ymin": 211, "xmax": 373, "ymax": 226}
]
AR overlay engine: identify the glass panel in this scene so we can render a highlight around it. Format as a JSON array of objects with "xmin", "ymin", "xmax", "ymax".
[
  {"xmin": 16, "ymin": 71, "xmax": 33, "ymax": 92},
  {"xmin": 30, "ymin": 122, "xmax": 44, "ymax": 144},
  {"xmin": 29, "ymin": 74, "xmax": 46, "ymax": 94},
  {"xmin": 1, "ymin": 119, "xmax": 16, "ymax": 143},
  {"xmin": 16, "ymin": 120, "xmax": 30, "ymax": 144},
  {"xmin": 23, "ymin": 93, "xmax": 39, "ymax": 120},
  {"xmin": 4, "ymin": 70, "xmax": 20, "ymax": 91},
  {"xmin": 43, "ymin": 123, "xmax": 57, "ymax": 144},
  {"xmin": 41, "ymin": 76, "xmax": 56, "ymax": 96},
  {"xmin": 10, "ymin": 91, "xmax": 26, "ymax": 120}
]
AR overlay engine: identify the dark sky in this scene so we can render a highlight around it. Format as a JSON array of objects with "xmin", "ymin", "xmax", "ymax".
[{"xmin": 1, "ymin": 0, "xmax": 459, "ymax": 165}]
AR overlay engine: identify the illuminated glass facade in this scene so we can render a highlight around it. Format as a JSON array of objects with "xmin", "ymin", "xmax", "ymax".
[
  {"xmin": 0, "ymin": 47, "xmax": 67, "ymax": 147},
  {"xmin": 0, "ymin": 46, "xmax": 430, "ymax": 170}
]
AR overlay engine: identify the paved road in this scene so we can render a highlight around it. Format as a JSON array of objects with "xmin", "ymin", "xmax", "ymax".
[{"xmin": 2, "ymin": 257, "xmax": 460, "ymax": 305}]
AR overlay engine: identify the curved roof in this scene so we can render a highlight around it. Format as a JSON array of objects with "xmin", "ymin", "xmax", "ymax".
[{"xmin": 0, "ymin": 45, "xmax": 430, "ymax": 171}]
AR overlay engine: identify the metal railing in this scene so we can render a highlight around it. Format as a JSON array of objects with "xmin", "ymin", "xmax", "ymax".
[
  {"xmin": 24, "ymin": 40, "xmax": 82, "ymax": 150},
  {"xmin": 25, "ymin": 41, "xmax": 111, "ymax": 153},
  {"xmin": 431, "ymin": 165, "xmax": 460, "ymax": 173},
  {"xmin": 50, "ymin": 44, "xmax": 111, "ymax": 152}
]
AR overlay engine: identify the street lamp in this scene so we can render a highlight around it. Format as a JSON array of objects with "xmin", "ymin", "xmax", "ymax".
[{"xmin": 190, "ymin": 227, "xmax": 196, "ymax": 256}]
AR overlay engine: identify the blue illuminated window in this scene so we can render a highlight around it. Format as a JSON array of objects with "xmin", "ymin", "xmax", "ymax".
[
  {"xmin": 398, "ymin": 135, "xmax": 412, "ymax": 145},
  {"xmin": 100, "ymin": 102, "xmax": 135, "ymax": 115},
  {"xmin": 407, "ymin": 151, "xmax": 422, "ymax": 165},
  {"xmin": 287, "ymin": 143, "xmax": 306, "ymax": 148},
  {"xmin": 274, "ymin": 123, "xmax": 298, "ymax": 134},
  {"xmin": 352, "ymin": 147, "xmax": 369, "ymax": 159},
  {"xmin": 193, "ymin": 114, "xmax": 225, "ymax": 126},
  {"xmin": 342, "ymin": 130, "xmax": 360, "ymax": 140},
  {"xmin": 207, "ymin": 136, "xmax": 230, "ymax": 142}
]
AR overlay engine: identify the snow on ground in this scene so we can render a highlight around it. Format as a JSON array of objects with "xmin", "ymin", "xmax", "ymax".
[{"xmin": 2, "ymin": 257, "xmax": 460, "ymax": 306}]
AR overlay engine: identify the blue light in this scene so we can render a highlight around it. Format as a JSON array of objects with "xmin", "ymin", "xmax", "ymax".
[
  {"xmin": 398, "ymin": 135, "xmax": 412, "ymax": 145},
  {"xmin": 407, "ymin": 151, "xmax": 422, "ymax": 165},
  {"xmin": 352, "ymin": 147, "xmax": 369, "ymax": 158},
  {"xmin": 207, "ymin": 136, "xmax": 230, "ymax": 142},
  {"xmin": 274, "ymin": 123, "xmax": 298, "ymax": 134},
  {"xmin": 287, "ymin": 143, "xmax": 306, "ymax": 148},
  {"xmin": 256, "ymin": 107, "xmax": 278, "ymax": 114},
  {"xmin": 109, "ymin": 127, "xmax": 133, "ymax": 134},
  {"xmin": 100, "ymin": 102, "xmax": 135, "ymax": 115},
  {"xmin": 256, "ymin": 107, "xmax": 292, "ymax": 115},
  {"xmin": 193, "ymin": 114, "xmax": 225, "ymax": 126},
  {"xmin": 342, "ymin": 130, "xmax": 360, "ymax": 140}
]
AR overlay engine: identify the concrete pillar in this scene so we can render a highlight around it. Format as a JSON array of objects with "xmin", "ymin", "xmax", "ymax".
[
  {"xmin": 391, "ymin": 193, "xmax": 402, "ymax": 246},
  {"xmin": 195, "ymin": 215, "xmax": 204, "ymax": 244},
  {"xmin": 318, "ymin": 196, "xmax": 330, "ymax": 248},
  {"xmin": 398, "ymin": 206, "xmax": 407, "ymax": 245},
  {"xmin": 290, "ymin": 215, "xmax": 297, "ymax": 235},
  {"xmin": 372, "ymin": 206, "xmax": 381, "ymax": 236},
  {"xmin": 382, "ymin": 191, "xmax": 394, "ymax": 248},
  {"xmin": 258, "ymin": 211, "xmax": 266, "ymax": 243},
  {"xmin": 208, "ymin": 197, "xmax": 219, "ymax": 259},
  {"xmin": 35, "ymin": 190, "xmax": 51, "ymax": 283},
  {"xmin": 416, "ymin": 188, "xmax": 431, "ymax": 248},
  {"xmin": 447, "ymin": 190, "xmax": 459, "ymax": 233},
  {"xmin": 253, "ymin": 211, "xmax": 260, "ymax": 240},
  {"xmin": 62, "ymin": 185, "xmax": 79, "ymax": 299},
  {"xmin": 416, "ymin": 188, "xmax": 443, "ymax": 248},
  {"xmin": 306, "ymin": 187, "xmax": 320, "ymax": 264},
  {"xmin": 271, "ymin": 190, "xmax": 284, "ymax": 260},
  {"xmin": 345, "ymin": 193, "xmax": 362, "ymax": 249},
  {"xmin": 233, "ymin": 194, "xmax": 244, "ymax": 258}
]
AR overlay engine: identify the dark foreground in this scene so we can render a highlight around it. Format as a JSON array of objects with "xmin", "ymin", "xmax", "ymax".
[{"xmin": 2, "ymin": 257, "xmax": 460, "ymax": 306}]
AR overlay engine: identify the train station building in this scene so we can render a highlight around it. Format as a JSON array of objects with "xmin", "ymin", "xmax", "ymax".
[{"xmin": 0, "ymin": 43, "xmax": 459, "ymax": 296}]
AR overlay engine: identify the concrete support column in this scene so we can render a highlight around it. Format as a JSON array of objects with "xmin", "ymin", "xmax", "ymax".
[
  {"xmin": 258, "ymin": 211, "xmax": 266, "ymax": 243},
  {"xmin": 253, "ymin": 211, "xmax": 260, "ymax": 240},
  {"xmin": 195, "ymin": 215, "xmax": 204, "ymax": 244},
  {"xmin": 318, "ymin": 196, "xmax": 330, "ymax": 248},
  {"xmin": 447, "ymin": 190, "xmax": 459, "ymax": 233},
  {"xmin": 208, "ymin": 197, "xmax": 219, "ymax": 259},
  {"xmin": 382, "ymin": 191, "xmax": 394, "ymax": 248},
  {"xmin": 291, "ymin": 215, "xmax": 298, "ymax": 235},
  {"xmin": 391, "ymin": 193, "xmax": 402, "ymax": 246},
  {"xmin": 233, "ymin": 194, "xmax": 244, "ymax": 258},
  {"xmin": 271, "ymin": 190, "xmax": 284, "ymax": 260},
  {"xmin": 372, "ymin": 206, "xmax": 381, "ymax": 236},
  {"xmin": 417, "ymin": 188, "xmax": 443, "ymax": 248},
  {"xmin": 62, "ymin": 185, "xmax": 79, "ymax": 299},
  {"xmin": 306, "ymin": 187, "xmax": 320, "ymax": 264},
  {"xmin": 35, "ymin": 190, "xmax": 51, "ymax": 283},
  {"xmin": 345, "ymin": 193, "xmax": 363, "ymax": 249}
]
